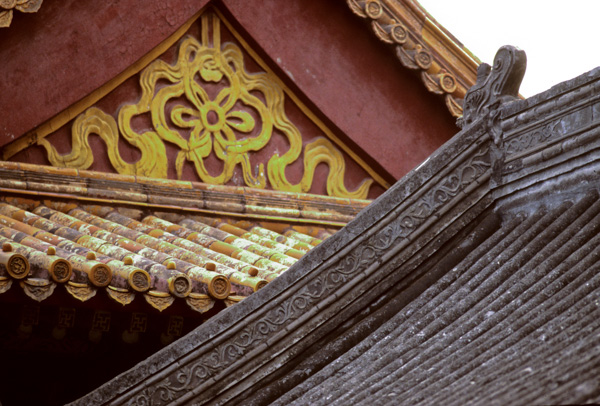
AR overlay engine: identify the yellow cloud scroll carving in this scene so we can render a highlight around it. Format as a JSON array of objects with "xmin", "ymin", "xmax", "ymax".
[{"xmin": 38, "ymin": 12, "xmax": 372, "ymax": 199}]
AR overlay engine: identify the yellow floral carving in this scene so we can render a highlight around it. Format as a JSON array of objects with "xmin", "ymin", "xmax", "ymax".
[{"xmin": 39, "ymin": 12, "xmax": 372, "ymax": 199}]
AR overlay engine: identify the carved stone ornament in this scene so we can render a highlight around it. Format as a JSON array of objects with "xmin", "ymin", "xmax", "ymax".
[
  {"xmin": 186, "ymin": 292, "xmax": 215, "ymax": 313},
  {"xmin": 107, "ymin": 285, "xmax": 135, "ymax": 305},
  {"xmin": 20, "ymin": 278, "xmax": 56, "ymax": 302},
  {"xmin": 144, "ymin": 291, "xmax": 175, "ymax": 312},
  {"xmin": 0, "ymin": 0, "xmax": 42, "ymax": 28},
  {"xmin": 38, "ymin": 11, "xmax": 373, "ymax": 199},
  {"xmin": 65, "ymin": 281, "xmax": 97, "ymax": 302},
  {"xmin": 458, "ymin": 46, "xmax": 526, "ymax": 131}
]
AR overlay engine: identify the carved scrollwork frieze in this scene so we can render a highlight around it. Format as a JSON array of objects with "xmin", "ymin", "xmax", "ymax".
[
  {"xmin": 504, "ymin": 119, "xmax": 562, "ymax": 157},
  {"xmin": 121, "ymin": 136, "xmax": 492, "ymax": 406}
]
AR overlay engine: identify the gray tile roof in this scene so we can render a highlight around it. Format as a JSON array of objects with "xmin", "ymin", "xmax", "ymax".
[
  {"xmin": 70, "ymin": 46, "xmax": 600, "ymax": 406},
  {"xmin": 281, "ymin": 191, "xmax": 600, "ymax": 405}
]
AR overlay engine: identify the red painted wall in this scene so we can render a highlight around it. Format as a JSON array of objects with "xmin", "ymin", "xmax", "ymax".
[
  {"xmin": 0, "ymin": 0, "xmax": 208, "ymax": 144},
  {"xmin": 0, "ymin": 0, "xmax": 458, "ymax": 182}
]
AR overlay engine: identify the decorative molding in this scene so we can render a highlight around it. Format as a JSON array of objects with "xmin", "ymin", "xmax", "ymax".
[
  {"xmin": 501, "ymin": 79, "xmax": 600, "ymax": 163},
  {"xmin": 0, "ymin": 0, "xmax": 42, "ymax": 28},
  {"xmin": 491, "ymin": 65, "xmax": 600, "ymax": 209},
  {"xmin": 504, "ymin": 119, "xmax": 561, "ymax": 156},
  {"xmin": 2, "ymin": 7, "xmax": 391, "ymax": 192},
  {"xmin": 35, "ymin": 10, "xmax": 374, "ymax": 199},
  {"xmin": 0, "ymin": 161, "xmax": 368, "ymax": 226},
  {"xmin": 346, "ymin": 0, "xmax": 479, "ymax": 118}
]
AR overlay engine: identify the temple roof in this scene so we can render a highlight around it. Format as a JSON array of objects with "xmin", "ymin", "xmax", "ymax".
[
  {"xmin": 279, "ymin": 192, "xmax": 600, "ymax": 405},
  {"xmin": 69, "ymin": 47, "xmax": 600, "ymax": 405},
  {"xmin": 0, "ymin": 162, "xmax": 364, "ymax": 315},
  {"xmin": 4, "ymin": 2, "xmax": 595, "ymax": 405}
]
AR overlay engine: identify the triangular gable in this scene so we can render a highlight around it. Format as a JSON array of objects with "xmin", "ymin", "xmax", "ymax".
[{"xmin": 5, "ymin": 7, "xmax": 390, "ymax": 199}]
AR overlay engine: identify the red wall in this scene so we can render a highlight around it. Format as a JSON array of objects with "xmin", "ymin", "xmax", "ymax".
[{"xmin": 0, "ymin": 0, "xmax": 458, "ymax": 181}]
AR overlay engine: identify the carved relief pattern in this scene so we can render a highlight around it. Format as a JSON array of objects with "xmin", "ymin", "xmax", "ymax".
[
  {"xmin": 171, "ymin": 277, "xmax": 190, "ymax": 297},
  {"xmin": 504, "ymin": 119, "xmax": 562, "ymax": 156},
  {"xmin": 212, "ymin": 277, "xmax": 229, "ymax": 297},
  {"xmin": 20, "ymin": 278, "xmax": 56, "ymax": 301},
  {"xmin": 38, "ymin": 12, "xmax": 372, "ymax": 199},
  {"xmin": 91, "ymin": 311, "xmax": 111, "ymax": 332},
  {"xmin": 52, "ymin": 260, "xmax": 71, "ymax": 282},
  {"xmin": 107, "ymin": 286, "xmax": 135, "ymax": 305},
  {"xmin": 458, "ymin": 46, "xmax": 526, "ymax": 129},
  {"xmin": 167, "ymin": 316, "xmax": 184, "ymax": 337},
  {"xmin": 91, "ymin": 265, "xmax": 111, "ymax": 287},
  {"xmin": 186, "ymin": 294, "xmax": 215, "ymax": 313},
  {"xmin": 131, "ymin": 271, "xmax": 150, "ymax": 291},
  {"xmin": 8, "ymin": 255, "xmax": 28, "ymax": 279},
  {"xmin": 57, "ymin": 307, "xmax": 76, "ymax": 328},
  {"xmin": 130, "ymin": 313, "xmax": 148, "ymax": 333},
  {"xmin": 126, "ymin": 141, "xmax": 491, "ymax": 405},
  {"xmin": 65, "ymin": 282, "xmax": 97, "ymax": 302},
  {"xmin": 144, "ymin": 293, "xmax": 175, "ymax": 312}
]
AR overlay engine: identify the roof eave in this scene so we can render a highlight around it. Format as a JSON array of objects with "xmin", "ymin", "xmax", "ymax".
[{"xmin": 347, "ymin": 0, "xmax": 479, "ymax": 118}]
